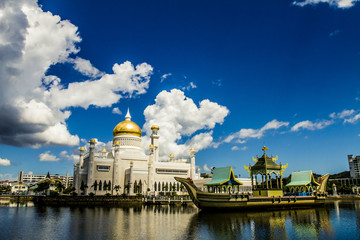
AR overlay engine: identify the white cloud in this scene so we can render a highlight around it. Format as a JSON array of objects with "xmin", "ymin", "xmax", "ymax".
[
  {"xmin": 231, "ymin": 146, "xmax": 239, "ymax": 151},
  {"xmin": 39, "ymin": 151, "xmax": 59, "ymax": 161},
  {"xmin": 232, "ymin": 146, "xmax": 248, "ymax": 151},
  {"xmin": 182, "ymin": 82, "xmax": 197, "ymax": 91},
  {"xmin": 212, "ymin": 79, "xmax": 222, "ymax": 87},
  {"xmin": 291, "ymin": 120, "xmax": 334, "ymax": 131},
  {"xmin": 160, "ymin": 73, "xmax": 172, "ymax": 82},
  {"xmin": 224, "ymin": 119, "xmax": 289, "ymax": 144},
  {"xmin": 0, "ymin": 1, "xmax": 153, "ymax": 148},
  {"xmin": 293, "ymin": 0, "xmax": 359, "ymax": 8},
  {"xmin": 60, "ymin": 150, "xmax": 79, "ymax": 162},
  {"xmin": 70, "ymin": 57, "xmax": 103, "ymax": 78},
  {"xmin": 112, "ymin": 107, "xmax": 122, "ymax": 115},
  {"xmin": 203, "ymin": 164, "xmax": 211, "ymax": 172},
  {"xmin": 143, "ymin": 89, "xmax": 229, "ymax": 159},
  {"xmin": 344, "ymin": 113, "xmax": 360, "ymax": 124},
  {"xmin": 0, "ymin": 158, "xmax": 11, "ymax": 166},
  {"xmin": 329, "ymin": 109, "xmax": 355, "ymax": 119}
]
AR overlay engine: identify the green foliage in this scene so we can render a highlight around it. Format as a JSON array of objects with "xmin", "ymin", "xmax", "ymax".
[
  {"xmin": 136, "ymin": 193, "xmax": 143, "ymax": 197},
  {"xmin": 105, "ymin": 193, "xmax": 111, "ymax": 196},
  {"xmin": 0, "ymin": 186, "xmax": 11, "ymax": 193},
  {"xmin": 63, "ymin": 185, "xmax": 75, "ymax": 194},
  {"xmin": 89, "ymin": 192, "xmax": 95, "ymax": 197},
  {"xmin": 54, "ymin": 181, "xmax": 65, "ymax": 192},
  {"xmin": 34, "ymin": 180, "xmax": 50, "ymax": 193},
  {"xmin": 49, "ymin": 190, "xmax": 59, "ymax": 196},
  {"xmin": 330, "ymin": 171, "xmax": 351, "ymax": 179}
]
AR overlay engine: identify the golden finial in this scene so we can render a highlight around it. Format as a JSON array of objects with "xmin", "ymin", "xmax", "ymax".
[{"xmin": 262, "ymin": 146, "xmax": 269, "ymax": 154}]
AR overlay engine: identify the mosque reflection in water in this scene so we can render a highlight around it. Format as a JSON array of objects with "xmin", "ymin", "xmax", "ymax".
[{"xmin": 2, "ymin": 201, "xmax": 360, "ymax": 239}]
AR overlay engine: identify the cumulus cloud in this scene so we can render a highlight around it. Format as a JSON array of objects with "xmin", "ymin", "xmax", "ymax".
[
  {"xmin": 39, "ymin": 151, "xmax": 59, "ymax": 161},
  {"xmin": 203, "ymin": 164, "xmax": 211, "ymax": 172},
  {"xmin": 143, "ymin": 89, "xmax": 229, "ymax": 159},
  {"xmin": 60, "ymin": 150, "xmax": 79, "ymax": 162},
  {"xmin": 0, "ymin": 0, "xmax": 153, "ymax": 148},
  {"xmin": 0, "ymin": 158, "xmax": 11, "ymax": 166},
  {"xmin": 69, "ymin": 57, "xmax": 103, "ymax": 78},
  {"xmin": 293, "ymin": 0, "xmax": 359, "ymax": 8},
  {"xmin": 291, "ymin": 120, "xmax": 334, "ymax": 131},
  {"xmin": 112, "ymin": 107, "xmax": 122, "ymax": 115},
  {"xmin": 160, "ymin": 73, "xmax": 172, "ymax": 82},
  {"xmin": 231, "ymin": 146, "xmax": 248, "ymax": 151},
  {"xmin": 224, "ymin": 119, "xmax": 289, "ymax": 144}
]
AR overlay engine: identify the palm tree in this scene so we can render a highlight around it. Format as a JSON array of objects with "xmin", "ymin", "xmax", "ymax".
[{"xmin": 114, "ymin": 185, "xmax": 121, "ymax": 195}]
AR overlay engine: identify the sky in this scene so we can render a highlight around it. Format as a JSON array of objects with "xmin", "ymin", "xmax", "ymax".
[{"xmin": 1, "ymin": 0, "xmax": 360, "ymax": 180}]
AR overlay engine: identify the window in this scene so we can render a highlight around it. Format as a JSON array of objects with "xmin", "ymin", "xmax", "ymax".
[
  {"xmin": 97, "ymin": 165, "xmax": 110, "ymax": 172},
  {"xmin": 99, "ymin": 180, "xmax": 102, "ymax": 191},
  {"xmin": 156, "ymin": 169, "xmax": 188, "ymax": 175}
]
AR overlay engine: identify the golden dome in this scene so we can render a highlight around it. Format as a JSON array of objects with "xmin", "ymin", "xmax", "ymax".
[
  {"xmin": 114, "ymin": 141, "xmax": 120, "ymax": 145},
  {"xmin": 79, "ymin": 147, "xmax": 85, "ymax": 151},
  {"xmin": 151, "ymin": 125, "xmax": 159, "ymax": 130},
  {"xmin": 190, "ymin": 148, "xmax": 195, "ymax": 152},
  {"xmin": 170, "ymin": 153, "xmax": 174, "ymax": 157},
  {"xmin": 101, "ymin": 148, "xmax": 107, "ymax": 152},
  {"xmin": 113, "ymin": 109, "xmax": 142, "ymax": 137}
]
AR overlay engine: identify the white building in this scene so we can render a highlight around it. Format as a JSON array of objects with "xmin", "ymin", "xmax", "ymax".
[
  {"xmin": 348, "ymin": 155, "xmax": 360, "ymax": 178},
  {"xmin": 18, "ymin": 171, "xmax": 73, "ymax": 187},
  {"xmin": 73, "ymin": 110, "xmax": 200, "ymax": 196}
]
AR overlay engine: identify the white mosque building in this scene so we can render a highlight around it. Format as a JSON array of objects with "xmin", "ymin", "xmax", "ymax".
[{"xmin": 73, "ymin": 110, "xmax": 200, "ymax": 196}]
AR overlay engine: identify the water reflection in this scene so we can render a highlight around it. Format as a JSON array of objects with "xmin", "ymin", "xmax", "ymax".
[{"xmin": 1, "ymin": 202, "xmax": 360, "ymax": 240}]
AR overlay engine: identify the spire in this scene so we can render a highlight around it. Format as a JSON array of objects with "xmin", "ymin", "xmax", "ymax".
[{"xmin": 125, "ymin": 108, "xmax": 131, "ymax": 121}]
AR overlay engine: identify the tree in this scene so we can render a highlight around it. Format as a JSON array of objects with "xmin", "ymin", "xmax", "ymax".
[
  {"xmin": 114, "ymin": 185, "xmax": 121, "ymax": 195},
  {"xmin": 55, "ymin": 181, "xmax": 65, "ymax": 194},
  {"xmin": 63, "ymin": 185, "xmax": 75, "ymax": 195},
  {"xmin": 35, "ymin": 180, "xmax": 50, "ymax": 194}
]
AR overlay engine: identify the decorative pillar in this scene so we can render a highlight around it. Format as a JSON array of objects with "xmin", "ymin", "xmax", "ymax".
[
  {"xmin": 150, "ymin": 125, "xmax": 160, "ymax": 162},
  {"xmin": 190, "ymin": 148, "xmax": 196, "ymax": 179},
  {"xmin": 112, "ymin": 141, "xmax": 120, "ymax": 195},
  {"xmin": 129, "ymin": 161, "xmax": 133, "ymax": 195},
  {"xmin": 86, "ymin": 138, "xmax": 96, "ymax": 195}
]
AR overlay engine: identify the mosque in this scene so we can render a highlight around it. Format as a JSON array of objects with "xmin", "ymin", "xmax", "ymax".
[{"xmin": 73, "ymin": 110, "xmax": 201, "ymax": 196}]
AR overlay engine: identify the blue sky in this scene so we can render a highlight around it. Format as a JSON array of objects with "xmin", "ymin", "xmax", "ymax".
[{"xmin": 1, "ymin": 0, "xmax": 360, "ymax": 180}]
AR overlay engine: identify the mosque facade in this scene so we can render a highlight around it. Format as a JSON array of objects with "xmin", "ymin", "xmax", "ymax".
[{"xmin": 73, "ymin": 110, "xmax": 200, "ymax": 196}]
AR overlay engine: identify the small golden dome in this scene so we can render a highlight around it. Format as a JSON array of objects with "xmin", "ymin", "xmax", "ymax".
[
  {"xmin": 190, "ymin": 148, "xmax": 195, "ymax": 152},
  {"xmin": 149, "ymin": 144, "xmax": 154, "ymax": 148},
  {"xmin": 80, "ymin": 147, "xmax": 85, "ymax": 151},
  {"xmin": 113, "ymin": 109, "xmax": 142, "ymax": 137},
  {"xmin": 114, "ymin": 141, "xmax": 120, "ymax": 145},
  {"xmin": 90, "ymin": 139, "xmax": 96, "ymax": 143},
  {"xmin": 151, "ymin": 125, "xmax": 159, "ymax": 130},
  {"xmin": 101, "ymin": 148, "xmax": 107, "ymax": 152},
  {"xmin": 170, "ymin": 153, "xmax": 174, "ymax": 157}
]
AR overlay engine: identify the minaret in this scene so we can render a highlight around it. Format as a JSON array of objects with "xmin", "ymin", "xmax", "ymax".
[
  {"xmin": 148, "ymin": 144, "xmax": 154, "ymax": 193},
  {"xmin": 150, "ymin": 125, "xmax": 160, "ymax": 162},
  {"xmin": 86, "ymin": 138, "xmax": 96, "ymax": 195},
  {"xmin": 190, "ymin": 148, "xmax": 196, "ymax": 179},
  {"xmin": 79, "ymin": 147, "xmax": 86, "ymax": 168},
  {"xmin": 112, "ymin": 141, "xmax": 120, "ymax": 195}
]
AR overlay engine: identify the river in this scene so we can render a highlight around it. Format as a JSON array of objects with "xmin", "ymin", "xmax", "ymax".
[{"xmin": 0, "ymin": 200, "xmax": 359, "ymax": 239}]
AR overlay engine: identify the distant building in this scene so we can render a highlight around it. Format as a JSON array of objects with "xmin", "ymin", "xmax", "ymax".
[
  {"xmin": 11, "ymin": 182, "xmax": 28, "ymax": 194},
  {"xmin": 348, "ymin": 155, "xmax": 360, "ymax": 178},
  {"xmin": 18, "ymin": 171, "xmax": 73, "ymax": 187}
]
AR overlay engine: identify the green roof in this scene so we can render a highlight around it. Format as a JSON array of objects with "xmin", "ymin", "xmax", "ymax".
[
  {"xmin": 286, "ymin": 170, "xmax": 319, "ymax": 187},
  {"xmin": 251, "ymin": 154, "xmax": 281, "ymax": 170},
  {"xmin": 205, "ymin": 166, "xmax": 243, "ymax": 186}
]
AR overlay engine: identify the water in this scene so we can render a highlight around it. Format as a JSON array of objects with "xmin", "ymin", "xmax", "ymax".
[{"xmin": 0, "ymin": 201, "xmax": 359, "ymax": 240}]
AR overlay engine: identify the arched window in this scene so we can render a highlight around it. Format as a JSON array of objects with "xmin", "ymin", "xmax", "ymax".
[
  {"xmin": 158, "ymin": 182, "xmax": 161, "ymax": 191},
  {"xmin": 134, "ymin": 181, "xmax": 137, "ymax": 194},
  {"xmin": 108, "ymin": 180, "xmax": 111, "ymax": 191},
  {"xmin": 139, "ymin": 180, "xmax": 142, "ymax": 193},
  {"xmin": 93, "ymin": 180, "xmax": 98, "ymax": 191},
  {"xmin": 177, "ymin": 183, "xmax": 179, "ymax": 191},
  {"xmin": 99, "ymin": 180, "xmax": 102, "ymax": 191},
  {"xmin": 103, "ymin": 181, "xmax": 107, "ymax": 191},
  {"xmin": 154, "ymin": 182, "xmax": 157, "ymax": 191}
]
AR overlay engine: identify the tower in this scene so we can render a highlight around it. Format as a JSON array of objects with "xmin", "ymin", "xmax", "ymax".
[
  {"xmin": 86, "ymin": 138, "xmax": 96, "ymax": 195},
  {"xmin": 150, "ymin": 125, "xmax": 160, "ymax": 162}
]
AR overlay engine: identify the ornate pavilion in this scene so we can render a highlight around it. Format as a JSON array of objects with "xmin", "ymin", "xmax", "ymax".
[
  {"xmin": 204, "ymin": 166, "xmax": 243, "ymax": 193},
  {"xmin": 286, "ymin": 170, "xmax": 319, "ymax": 196},
  {"xmin": 244, "ymin": 146, "xmax": 288, "ymax": 197}
]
